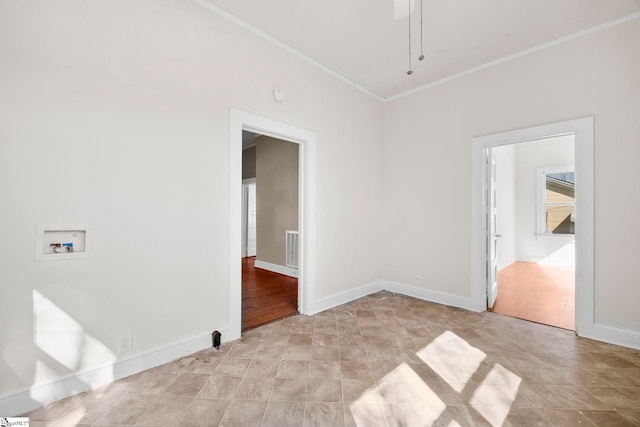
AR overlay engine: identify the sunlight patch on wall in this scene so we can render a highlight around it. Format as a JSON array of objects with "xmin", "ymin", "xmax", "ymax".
[
  {"xmin": 34, "ymin": 360, "xmax": 58, "ymax": 385},
  {"xmin": 538, "ymin": 240, "xmax": 575, "ymax": 267},
  {"xmin": 416, "ymin": 330, "xmax": 486, "ymax": 392},
  {"xmin": 33, "ymin": 290, "xmax": 114, "ymax": 372}
]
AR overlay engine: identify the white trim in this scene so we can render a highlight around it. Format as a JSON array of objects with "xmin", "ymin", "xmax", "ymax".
[
  {"xmin": 229, "ymin": 109, "xmax": 316, "ymax": 341},
  {"xmin": 581, "ymin": 324, "xmax": 640, "ymax": 351},
  {"xmin": 0, "ymin": 329, "xmax": 230, "ymax": 416},
  {"xmin": 309, "ymin": 282, "xmax": 383, "ymax": 315},
  {"xmin": 497, "ymin": 259, "xmax": 516, "ymax": 272},
  {"xmin": 308, "ymin": 279, "xmax": 479, "ymax": 318},
  {"xmin": 471, "ymin": 118, "xmax": 594, "ymax": 336},
  {"xmin": 192, "ymin": 0, "xmax": 383, "ymax": 102},
  {"xmin": 382, "ymin": 281, "xmax": 478, "ymax": 312},
  {"xmin": 515, "ymin": 255, "xmax": 546, "ymax": 264},
  {"xmin": 387, "ymin": 12, "xmax": 640, "ymax": 102},
  {"xmin": 254, "ymin": 259, "xmax": 298, "ymax": 278}
]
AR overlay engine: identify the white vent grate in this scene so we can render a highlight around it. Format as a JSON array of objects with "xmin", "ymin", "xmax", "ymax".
[{"xmin": 286, "ymin": 230, "xmax": 299, "ymax": 268}]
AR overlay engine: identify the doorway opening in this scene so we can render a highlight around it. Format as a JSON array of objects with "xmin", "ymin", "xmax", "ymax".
[
  {"xmin": 241, "ymin": 132, "xmax": 300, "ymax": 330},
  {"xmin": 487, "ymin": 137, "xmax": 576, "ymax": 330},
  {"xmin": 471, "ymin": 118, "xmax": 594, "ymax": 337},
  {"xmin": 229, "ymin": 109, "xmax": 317, "ymax": 341}
]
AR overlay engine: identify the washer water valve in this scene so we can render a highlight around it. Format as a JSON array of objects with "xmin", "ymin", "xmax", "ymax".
[{"xmin": 51, "ymin": 242, "xmax": 74, "ymax": 253}]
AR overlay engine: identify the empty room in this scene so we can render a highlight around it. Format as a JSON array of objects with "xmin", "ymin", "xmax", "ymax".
[{"xmin": 1, "ymin": 0, "xmax": 639, "ymax": 425}]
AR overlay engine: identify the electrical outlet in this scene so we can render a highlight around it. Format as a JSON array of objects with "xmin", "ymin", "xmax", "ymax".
[
  {"xmin": 118, "ymin": 333, "xmax": 133, "ymax": 353},
  {"xmin": 414, "ymin": 275, "xmax": 421, "ymax": 284}
]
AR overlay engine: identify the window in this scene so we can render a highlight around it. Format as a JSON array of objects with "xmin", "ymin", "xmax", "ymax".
[{"xmin": 537, "ymin": 165, "xmax": 575, "ymax": 236}]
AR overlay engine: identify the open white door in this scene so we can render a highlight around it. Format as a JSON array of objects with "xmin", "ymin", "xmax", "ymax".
[
  {"xmin": 241, "ymin": 180, "xmax": 257, "ymax": 258},
  {"xmin": 487, "ymin": 150, "xmax": 500, "ymax": 308},
  {"xmin": 246, "ymin": 182, "xmax": 257, "ymax": 257}
]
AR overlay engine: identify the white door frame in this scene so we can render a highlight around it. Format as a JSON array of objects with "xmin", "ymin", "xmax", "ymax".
[
  {"xmin": 229, "ymin": 109, "xmax": 316, "ymax": 340},
  {"xmin": 470, "ymin": 117, "xmax": 594, "ymax": 336}
]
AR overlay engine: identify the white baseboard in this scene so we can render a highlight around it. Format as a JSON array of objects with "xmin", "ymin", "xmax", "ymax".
[
  {"xmin": 0, "ymin": 327, "xmax": 231, "ymax": 416},
  {"xmin": 578, "ymin": 323, "xmax": 640, "ymax": 351},
  {"xmin": 309, "ymin": 281, "xmax": 384, "ymax": 315},
  {"xmin": 516, "ymin": 255, "xmax": 544, "ymax": 263},
  {"xmin": 309, "ymin": 280, "xmax": 478, "ymax": 316},
  {"xmin": 381, "ymin": 280, "xmax": 478, "ymax": 312},
  {"xmin": 254, "ymin": 260, "xmax": 298, "ymax": 278},
  {"xmin": 497, "ymin": 258, "xmax": 516, "ymax": 271}
]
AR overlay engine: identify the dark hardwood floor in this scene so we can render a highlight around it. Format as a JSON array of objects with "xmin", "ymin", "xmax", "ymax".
[{"xmin": 242, "ymin": 257, "xmax": 298, "ymax": 330}]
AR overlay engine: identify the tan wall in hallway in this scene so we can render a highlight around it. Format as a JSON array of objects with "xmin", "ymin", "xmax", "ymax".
[
  {"xmin": 242, "ymin": 145, "xmax": 256, "ymax": 180},
  {"xmin": 256, "ymin": 136, "xmax": 299, "ymax": 266}
]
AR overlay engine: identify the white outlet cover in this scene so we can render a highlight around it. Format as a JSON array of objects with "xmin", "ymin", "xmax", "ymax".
[
  {"xmin": 273, "ymin": 88, "xmax": 285, "ymax": 102},
  {"xmin": 118, "ymin": 333, "xmax": 133, "ymax": 353}
]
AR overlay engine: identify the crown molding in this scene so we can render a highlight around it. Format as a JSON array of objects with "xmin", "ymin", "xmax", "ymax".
[
  {"xmin": 386, "ymin": 11, "xmax": 640, "ymax": 102},
  {"xmin": 192, "ymin": 0, "xmax": 385, "ymax": 102},
  {"xmin": 193, "ymin": 1, "xmax": 639, "ymax": 103}
]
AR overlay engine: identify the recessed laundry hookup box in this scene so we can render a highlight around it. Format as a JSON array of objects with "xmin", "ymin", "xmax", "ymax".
[{"xmin": 35, "ymin": 225, "xmax": 90, "ymax": 261}]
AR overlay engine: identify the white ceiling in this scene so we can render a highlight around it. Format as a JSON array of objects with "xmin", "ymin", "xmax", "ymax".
[{"xmin": 197, "ymin": 0, "xmax": 640, "ymax": 100}]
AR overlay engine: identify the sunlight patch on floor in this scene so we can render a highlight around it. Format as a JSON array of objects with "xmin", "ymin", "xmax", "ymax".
[
  {"xmin": 470, "ymin": 364, "xmax": 522, "ymax": 426},
  {"xmin": 416, "ymin": 330, "xmax": 486, "ymax": 393},
  {"xmin": 353, "ymin": 330, "xmax": 523, "ymax": 426},
  {"xmin": 350, "ymin": 363, "xmax": 446, "ymax": 425}
]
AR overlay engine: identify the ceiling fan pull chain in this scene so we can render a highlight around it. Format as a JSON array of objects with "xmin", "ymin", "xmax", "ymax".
[
  {"xmin": 419, "ymin": 0, "xmax": 424, "ymax": 61},
  {"xmin": 407, "ymin": 0, "xmax": 413, "ymax": 75}
]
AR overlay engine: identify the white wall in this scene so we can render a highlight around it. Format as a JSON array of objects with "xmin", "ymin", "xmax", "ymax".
[
  {"xmin": 514, "ymin": 136, "xmax": 575, "ymax": 262},
  {"xmin": 383, "ymin": 19, "xmax": 640, "ymax": 332},
  {"xmin": 0, "ymin": 0, "xmax": 383, "ymax": 408},
  {"xmin": 492, "ymin": 145, "xmax": 516, "ymax": 270}
]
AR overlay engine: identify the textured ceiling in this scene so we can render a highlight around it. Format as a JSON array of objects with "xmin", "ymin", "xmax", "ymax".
[{"xmin": 197, "ymin": 0, "xmax": 640, "ymax": 100}]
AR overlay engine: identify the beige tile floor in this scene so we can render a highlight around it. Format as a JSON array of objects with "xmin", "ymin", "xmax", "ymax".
[{"xmin": 23, "ymin": 291, "xmax": 640, "ymax": 426}]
